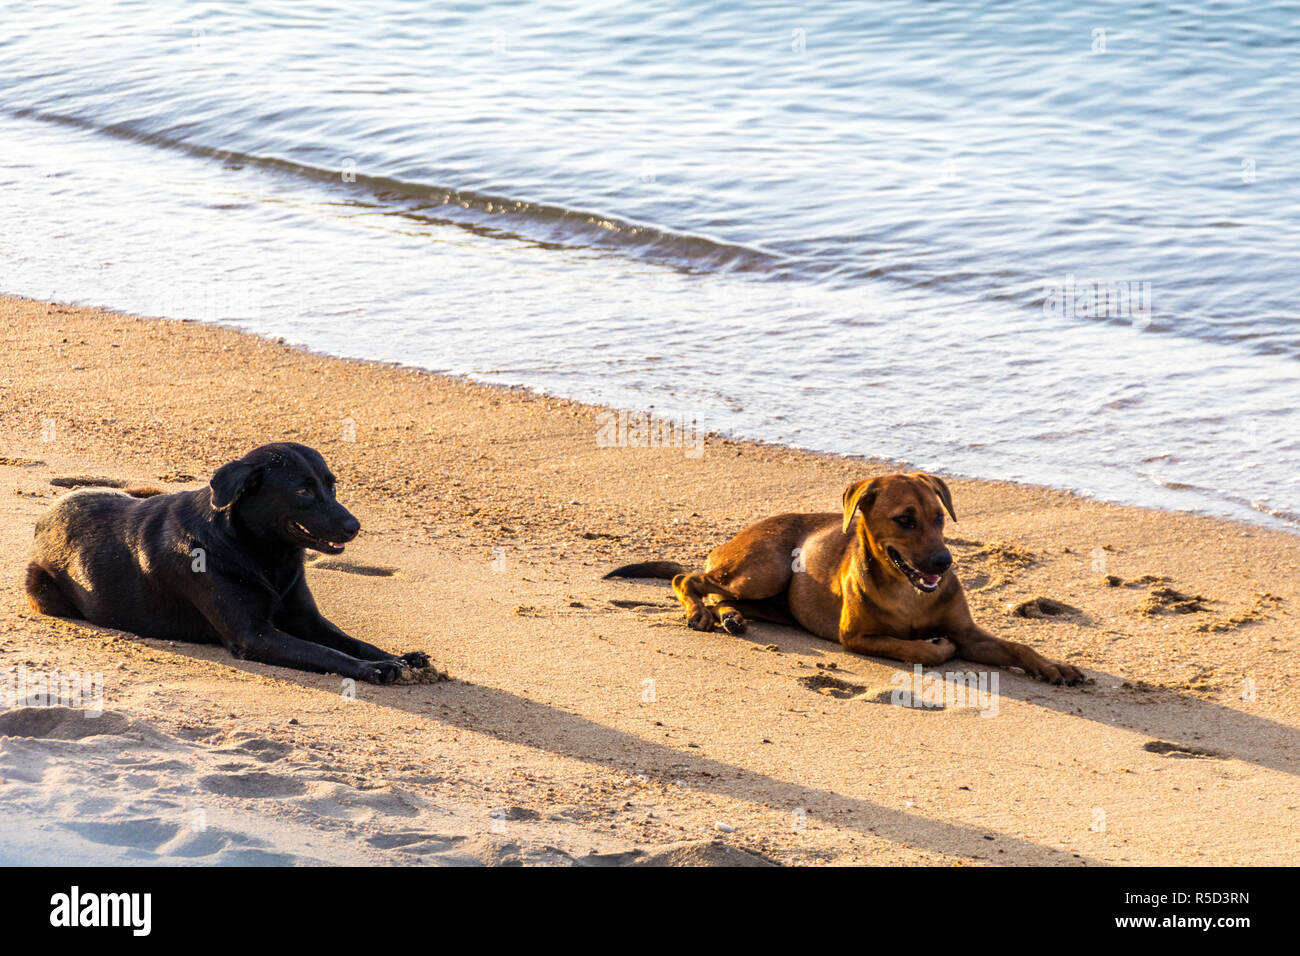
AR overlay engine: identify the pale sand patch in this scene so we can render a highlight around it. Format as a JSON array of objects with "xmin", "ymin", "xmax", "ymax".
[{"xmin": 1, "ymin": 295, "xmax": 1297, "ymax": 865}]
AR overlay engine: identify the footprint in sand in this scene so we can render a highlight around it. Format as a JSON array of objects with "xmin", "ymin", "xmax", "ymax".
[
  {"xmin": 308, "ymin": 558, "xmax": 398, "ymax": 577},
  {"xmin": 1137, "ymin": 586, "xmax": 1213, "ymax": 616},
  {"xmin": 608, "ymin": 599, "xmax": 672, "ymax": 612},
  {"xmin": 62, "ymin": 814, "xmax": 275, "ymax": 864},
  {"xmin": 1143, "ymin": 740, "xmax": 1221, "ymax": 759},
  {"xmin": 797, "ymin": 674, "xmax": 867, "ymax": 699},
  {"xmin": 294, "ymin": 780, "xmax": 422, "ymax": 820},
  {"xmin": 365, "ymin": 831, "xmax": 464, "ymax": 854},
  {"xmin": 1103, "ymin": 575, "xmax": 1214, "ymax": 615},
  {"xmin": 436, "ymin": 833, "xmax": 582, "ymax": 867},
  {"xmin": 952, "ymin": 541, "xmax": 1038, "ymax": 591},
  {"xmin": 199, "ymin": 771, "xmax": 307, "ymax": 798},
  {"xmin": 499, "ymin": 806, "xmax": 541, "ymax": 821},
  {"xmin": 159, "ymin": 828, "xmax": 262, "ymax": 860},
  {"xmin": 866, "ymin": 689, "xmax": 946, "ymax": 711},
  {"xmin": 1103, "ymin": 573, "xmax": 1169, "ymax": 588},
  {"xmin": 63, "ymin": 817, "xmax": 182, "ymax": 852},
  {"xmin": 1195, "ymin": 593, "xmax": 1283, "ymax": 633},
  {"xmin": 215, "ymin": 735, "xmax": 294, "ymax": 763},
  {"xmin": 1008, "ymin": 597, "xmax": 1083, "ymax": 620},
  {"xmin": 0, "ymin": 707, "xmax": 134, "ymax": 741}
]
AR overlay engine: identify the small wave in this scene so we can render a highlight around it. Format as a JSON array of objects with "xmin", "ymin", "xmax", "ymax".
[
  {"xmin": 6, "ymin": 105, "xmax": 797, "ymax": 281},
  {"xmin": 1139, "ymin": 473, "xmax": 1204, "ymax": 492},
  {"xmin": 1249, "ymin": 501, "xmax": 1300, "ymax": 524},
  {"xmin": 1142, "ymin": 471, "xmax": 1300, "ymax": 526}
]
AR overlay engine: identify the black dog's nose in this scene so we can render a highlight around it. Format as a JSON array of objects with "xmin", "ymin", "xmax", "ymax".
[
  {"xmin": 930, "ymin": 551, "xmax": 952, "ymax": 573},
  {"xmin": 340, "ymin": 515, "xmax": 361, "ymax": 537}
]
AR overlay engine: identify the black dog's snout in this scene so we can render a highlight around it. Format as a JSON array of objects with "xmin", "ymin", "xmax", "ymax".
[
  {"xmin": 929, "ymin": 551, "xmax": 953, "ymax": 573},
  {"xmin": 338, "ymin": 513, "xmax": 361, "ymax": 538}
]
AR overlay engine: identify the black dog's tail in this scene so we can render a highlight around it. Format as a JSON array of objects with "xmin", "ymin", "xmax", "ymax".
[
  {"xmin": 603, "ymin": 560, "xmax": 687, "ymax": 580},
  {"xmin": 25, "ymin": 563, "xmax": 81, "ymax": 618},
  {"xmin": 50, "ymin": 476, "xmax": 166, "ymax": 498}
]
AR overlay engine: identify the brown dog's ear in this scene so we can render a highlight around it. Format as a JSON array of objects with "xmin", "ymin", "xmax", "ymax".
[
  {"xmin": 842, "ymin": 478, "xmax": 881, "ymax": 534},
  {"xmin": 210, "ymin": 459, "xmax": 259, "ymax": 511},
  {"xmin": 910, "ymin": 472, "xmax": 957, "ymax": 521}
]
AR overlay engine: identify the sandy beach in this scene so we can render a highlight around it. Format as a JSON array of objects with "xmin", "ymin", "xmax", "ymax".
[{"xmin": 1, "ymin": 294, "xmax": 1296, "ymax": 866}]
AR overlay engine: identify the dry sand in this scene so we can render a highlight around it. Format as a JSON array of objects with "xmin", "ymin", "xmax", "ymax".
[{"xmin": 1, "ymin": 294, "xmax": 1297, "ymax": 866}]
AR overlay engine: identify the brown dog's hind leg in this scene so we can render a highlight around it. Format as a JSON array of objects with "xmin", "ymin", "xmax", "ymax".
[
  {"xmin": 672, "ymin": 552, "xmax": 794, "ymax": 635},
  {"xmin": 24, "ymin": 563, "xmax": 81, "ymax": 619},
  {"xmin": 672, "ymin": 571, "xmax": 761, "ymax": 633},
  {"xmin": 691, "ymin": 596, "xmax": 790, "ymax": 636},
  {"xmin": 713, "ymin": 599, "xmax": 748, "ymax": 635},
  {"xmin": 672, "ymin": 572, "xmax": 724, "ymax": 632},
  {"xmin": 671, "ymin": 522, "xmax": 801, "ymax": 635}
]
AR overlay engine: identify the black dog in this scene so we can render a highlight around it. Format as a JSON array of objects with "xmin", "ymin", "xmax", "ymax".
[{"xmin": 25, "ymin": 442, "xmax": 427, "ymax": 683}]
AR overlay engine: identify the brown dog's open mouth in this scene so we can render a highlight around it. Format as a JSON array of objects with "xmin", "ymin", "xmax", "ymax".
[
  {"xmin": 887, "ymin": 547, "xmax": 943, "ymax": 593},
  {"xmin": 288, "ymin": 521, "xmax": 349, "ymax": 555}
]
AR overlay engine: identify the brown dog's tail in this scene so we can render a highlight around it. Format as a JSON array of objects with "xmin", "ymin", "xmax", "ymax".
[
  {"xmin": 49, "ymin": 476, "xmax": 166, "ymax": 498},
  {"xmin": 603, "ymin": 560, "xmax": 686, "ymax": 580}
]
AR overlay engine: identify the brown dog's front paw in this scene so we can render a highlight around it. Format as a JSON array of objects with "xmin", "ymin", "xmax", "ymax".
[
  {"xmin": 687, "ymin": 607, "xmax": 717, "ymax": 632},
  {"xmin": 920, "ymin": 637, "xmax": 956, "ymax": 665},
  {"xmin": 718, "ymin": 610, "xmax": 747, "ymax": 635}
]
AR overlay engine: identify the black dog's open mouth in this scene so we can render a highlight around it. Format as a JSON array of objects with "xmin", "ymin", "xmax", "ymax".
[
  {"xmin": 887, "ymin": 547, "xmax": 943, "ymax": 593},
  {"xmin": 288, "ymin": 521, "xmax": 350, "ymax": 555}
]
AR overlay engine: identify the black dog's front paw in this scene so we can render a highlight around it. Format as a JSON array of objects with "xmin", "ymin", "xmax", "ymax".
[
  {"xmin": 356, "ymin": 659, "xmax": 404, "ymax": 684},
  {"xmin": 399, "ymin": 651, "xmax": 430, "ymax": 668}
]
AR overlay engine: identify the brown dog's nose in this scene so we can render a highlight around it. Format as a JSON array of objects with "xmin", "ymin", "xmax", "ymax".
[{"xmin": 929, "ymin": 551, "xmax": 952, "ymax": 573}]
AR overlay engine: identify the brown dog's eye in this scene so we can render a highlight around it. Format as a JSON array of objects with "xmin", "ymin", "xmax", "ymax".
[{"xmin": 893, "ymin": 515, "xmax": 917, "ymax": 530}]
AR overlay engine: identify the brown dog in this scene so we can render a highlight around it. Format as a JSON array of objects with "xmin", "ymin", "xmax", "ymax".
[{"xmin": 606, "ymin": 473, "xmax": 1084, "ymax": 684}]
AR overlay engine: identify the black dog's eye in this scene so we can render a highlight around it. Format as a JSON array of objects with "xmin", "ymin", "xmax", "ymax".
[
  {"xmin": 296, "ymin": 486, "xmax": 313, "ymax": 498},
  {"xmin": 893, "ymin": 515, "xmax": 917, "ymax": 530}
]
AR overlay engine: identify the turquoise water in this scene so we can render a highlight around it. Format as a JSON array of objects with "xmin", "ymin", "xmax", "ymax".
[{"xmin": 1, "ymin": 1, "xmax": 1297, "ymax": 527}]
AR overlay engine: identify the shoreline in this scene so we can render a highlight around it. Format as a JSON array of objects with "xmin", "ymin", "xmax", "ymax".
[
  {"xmin": 7, "ymin": 290, "xmax": 1294, "ymax": 536},
  {"xmin": 2, "ymin": 293, "xmax": 1297, "ymax": 866}
]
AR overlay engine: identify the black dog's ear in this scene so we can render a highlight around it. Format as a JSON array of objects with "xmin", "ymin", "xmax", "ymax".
[
  {"xmin": 841, "ymin": 478, "xmax": 881, "ymax": 534},
  {"xmin": 210, "ymin": 459, "xmax": 259, "ymax": 511}
]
